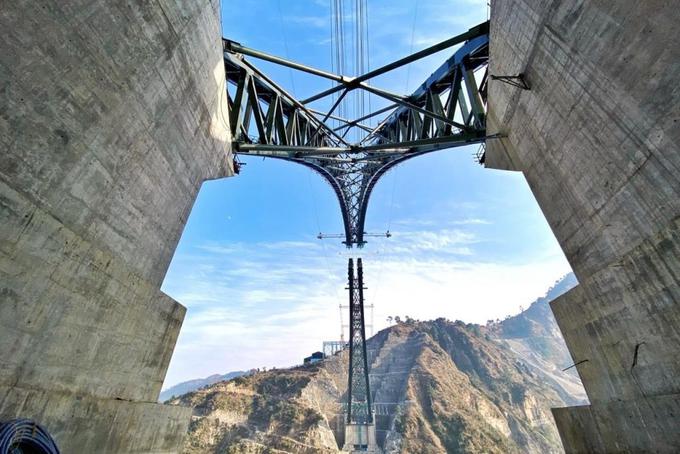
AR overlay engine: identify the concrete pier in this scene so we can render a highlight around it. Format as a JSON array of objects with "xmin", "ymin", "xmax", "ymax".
[
  {"xmin": 486, "ymin": 1, "xmax": 680, "ymax": 451},
  {"xmin": 0, "ymin": 1, "xmax": 233, "ymax": 451},
  {"xmin": 343, "ymin": 423, "xmax": 379, "ymax": 453}
]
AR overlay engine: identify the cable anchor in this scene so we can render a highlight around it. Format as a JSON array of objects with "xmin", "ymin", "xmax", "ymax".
[{"xmin": 490, "ymin": 73, "xmax": 530, "ymax": 90}]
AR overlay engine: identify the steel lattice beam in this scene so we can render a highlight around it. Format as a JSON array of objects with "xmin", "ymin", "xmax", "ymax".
[{"xmin": 223, "ymin": 21, "xmax": 489, "ymax": 246}]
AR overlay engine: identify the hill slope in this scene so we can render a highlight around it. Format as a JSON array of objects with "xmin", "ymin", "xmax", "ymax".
[
  {"xmin": 489, "ymin": 273, "xmax": 584, "ymax": 403},
  {"xmin": 169, "ymin": 274, "xmax": 585, "ymax": 453}
]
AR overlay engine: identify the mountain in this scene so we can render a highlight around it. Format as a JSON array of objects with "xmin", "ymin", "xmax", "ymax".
[
  {"xmin": 168, "ymin": 273, "xmax": 586, "ymax": 453},
  {"xmin": 160, "ymin": 371, "xmax": 247, "ymax": 403},
  {"xmin": 494, "ymin": 273, "xmax": 578, "ymax": 341},
  {"xmin": 488, "ymin": 273, "xmax": 585, "ymax": 403},
  {"xmin": 171, "ymin": 366, "xmax": 341, "ymax": 454}
]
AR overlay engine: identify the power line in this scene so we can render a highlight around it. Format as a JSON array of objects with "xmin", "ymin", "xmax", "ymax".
[
  {"xmin": 404, "ymin": 2, "xmax": 420, "ymax": 92},
  {"xmin": 276, "ymin": 0, "xmax": 297, "ymax": 96}
]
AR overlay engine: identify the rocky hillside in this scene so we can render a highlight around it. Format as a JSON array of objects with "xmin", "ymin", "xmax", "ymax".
[
  {"xmin": 169, "ymin": 365, "xmax": 344, "ymax": 454},
  {"xmin": 487, "ymin": 273, "xmax": 585, "ymax": 403},
  {"xmin": 169, "ymin": 274, "xmax": 586, "ymax": 453}
]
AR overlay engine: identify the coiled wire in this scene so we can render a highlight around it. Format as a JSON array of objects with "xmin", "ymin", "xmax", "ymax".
[{"xmin": 0, "ymin": 419, "xmax": 60, "ymax": 454}]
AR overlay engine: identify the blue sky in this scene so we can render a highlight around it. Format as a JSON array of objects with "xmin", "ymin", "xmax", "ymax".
[{"xmin": 161, "ymin": 0, "xmax": 572, "ymax": 388}]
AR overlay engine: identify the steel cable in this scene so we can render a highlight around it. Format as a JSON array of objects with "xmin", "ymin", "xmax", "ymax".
[{"xmin": 0, "ymin": 419, "xmax": 61, "ymax": 454}]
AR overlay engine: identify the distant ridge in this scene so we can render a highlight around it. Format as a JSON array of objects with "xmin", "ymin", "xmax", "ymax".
[{"xmin": 159, "ymin": 370, "xmax": 246, "ymax": 402}]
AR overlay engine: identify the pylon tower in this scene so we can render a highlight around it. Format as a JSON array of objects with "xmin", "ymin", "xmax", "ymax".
[{"xmin": 343, "ymin": 258, "xmax": 378, "ymax": 452}]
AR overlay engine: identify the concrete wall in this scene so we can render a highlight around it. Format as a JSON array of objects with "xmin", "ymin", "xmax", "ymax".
[
  {"xmin": 0, "ymin": 0, "xmax": 232, "ymax": 451},
  {"xmin": 486, "ymin": 0, "xmax": 680, "ymax": 452}
]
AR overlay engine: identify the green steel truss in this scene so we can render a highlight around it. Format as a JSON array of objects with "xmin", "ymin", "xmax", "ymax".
[{"xmin": 223, "ymin": 21, "xmax": 489, "ymax": 246}]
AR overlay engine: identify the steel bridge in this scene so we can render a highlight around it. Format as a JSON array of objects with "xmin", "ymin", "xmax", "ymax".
[{"xmin": 223, "ymin": 21, "xmax": 490, "ymax": 247}]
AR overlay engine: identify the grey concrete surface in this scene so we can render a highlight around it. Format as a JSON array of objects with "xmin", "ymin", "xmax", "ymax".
[
  {"xmin": 0, "ymin": 385, "xmax": 191, "ymax": 454},
  {"xmin": 487, "ymin": 0, "xmax": 680, "ymax": 451},
  {"xmin": 552, "ymin": 394, "xmax": 680, "ymax": 453},
  {"xmin": 1, "ymin": 0, "xmax": 232, "ymax": 451}
]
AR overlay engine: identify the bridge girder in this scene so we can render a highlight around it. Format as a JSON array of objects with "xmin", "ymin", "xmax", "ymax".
[{"xmin": 223, "ymin": 22, "xmax": 489, "ymax": 247}]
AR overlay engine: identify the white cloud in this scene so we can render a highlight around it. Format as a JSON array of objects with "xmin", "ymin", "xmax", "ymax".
[
  {"xmin": 394, "ymin": 217, "xmax": 437, "ymax": 227},
  {"xmin": 395, "ymin": 217, "xmax": 490, "ymax": 228},
  {"xmin": 368, "ymin": 255, "xmax": 571, "ymax": 326},
  {"xmin": 161, "ymin": 223, "xmax": 571, "ymax": 389},
  {"xmin": 387, "ymin": 230, "xmax": 477, "ymax": 256},
  {"xmin": 452, "ymin": 218, "xmax": 491, "ymax": 225},
  {"xmin": 283, "ymin": 15, "xmax": 328, "ymax": 29}
]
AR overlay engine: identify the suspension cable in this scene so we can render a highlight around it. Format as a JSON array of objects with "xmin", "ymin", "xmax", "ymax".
[
  {"xmin": 276, "ymin": 0, "xmax": 297, "ymax": 96},
  {"xmin": 404, "ymin": 2, "xmax": 419, "ymax": 92}
]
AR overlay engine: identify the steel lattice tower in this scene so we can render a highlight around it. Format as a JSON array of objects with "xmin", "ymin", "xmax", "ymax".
[{"xmin": 346, "ymin": 258, "xmax": 373, "ymax": 425}]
